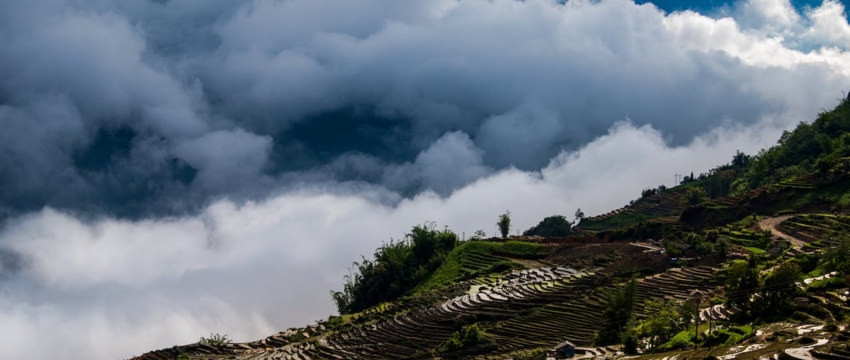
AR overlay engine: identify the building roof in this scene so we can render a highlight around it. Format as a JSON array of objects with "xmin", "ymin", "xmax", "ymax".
[{"xmin": 553, "ymin": 340, "xmax": 576, "ymax": 350}]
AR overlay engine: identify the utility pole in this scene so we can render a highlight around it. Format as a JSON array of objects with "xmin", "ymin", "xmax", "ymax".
[
  {"xmin": 690, "ymin": 292, "xmax": 701, "ymax": 351},
  {"xmin": 694, "ymin": 300, "xmax": 699, "ymax": 351},
  {"xmin": 675, "ymin": 173, "xmax": 681, "ymax": 186},
  {"xmin": 708, "ymin": 299, "xmax": 713, "ymax": 351}
]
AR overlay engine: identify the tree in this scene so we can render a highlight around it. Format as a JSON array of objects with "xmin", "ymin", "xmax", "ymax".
[
  {"xmin": 497, "ymin": 211, "xmax": 511, "ymax": 238},
  {"xmin": 642, "ymin": 188, "xmax": 659, "ymax": 198},
  {"xmin": 825, "ymin": 233, "xmax": 850, "ymax": 275},
  {"xmin": 330, "ymin": 223, "xmax": 459, "ymax": 314},
  {"xmin": 725, "ymin": 257, "xmax": 759, "ymax": 318},
  {"xmin": 684, "ymin": 232, "xmax": 713, "ymax": 258},
  {"xmin": 575, "ymin": 208, "xmax": 585, "ymax": 224},
  {"xmin": 756, "ymin": 262, "xmax": 801, "ymax": 317},
  {"xmin": 732, "ymin": 150, "xmax": 751, "ymax": 168},
  {"xmin": 596, "ymin": 278, "xmax": 637, "ymax": 346},
  {"xmin": 681, "ymin": 187, "xmax": 707, "ymax": 207},
  {"xmin": 639, "ymin": 300, "xmax": 686, "ymax": 350},
  {"xmin": 438, "ymin": 324, "xmax": 484, "ymax": 353},
  {"xmin": 523, "ymin": 215, "xmax": 572, "ymax": 237},
  {"xmin": 713, "ymin": 238, "xmax": 730, "ymax": 258},
  {"xmin": 664, "ymin": 240, "xmax": 683, "ymax": 257},
  {"xmin": 470, "ymin": 229, "xmax": 487, "ymax": 241}
]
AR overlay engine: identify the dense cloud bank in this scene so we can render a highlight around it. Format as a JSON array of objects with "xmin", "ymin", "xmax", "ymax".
[
  {"xmin": 0, "ymin": 0, "xmax": 849, "ymax": 217},
  {"xmin": 0, "ymin": 121, "xmax": 782, "ymax": 359},
  {"xmin": 0, "ymin": 0, "xmax": 849, "ymax": 359}
]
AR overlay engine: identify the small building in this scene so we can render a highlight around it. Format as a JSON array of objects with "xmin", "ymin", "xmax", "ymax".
[
  {"xmin": 690, "ymin": 289, "xmax": 707, "ymax": 302},
  {"xmin": 548, "ymin": 340, "xmax": 576, "ymax": 359},
  {"xmin": 766, "ymin": 247, "xmax": 783, "ymax": 259},
  {"xmin": 795, "ymin": 297, "xmax": 810, "ymax": 309}
]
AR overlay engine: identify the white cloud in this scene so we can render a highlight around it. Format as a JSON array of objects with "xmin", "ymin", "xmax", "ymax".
[
  {"xmin": 803, "ymin": 0, "xmax": 850, "ymax": 49},
  {"xmin": 1, "ymin": 0, "xmax": 849, "ymax": 210},
  {"xmin": 173, "ymin": 129, "xmax": 273, "ymax": 192},
  {"xmin": 1, "ymin": 0, "xmax": 850, "ymax": 359},
  {"xmin": 382, "ymin": 131, "xmax": 492, "ymax": 194},
  {"xmin": 0, "ymin": 115, "xmax": 789, "ymax": 359},
  {"xmin": 738, "ymin": 0, "xmax": 800, "ymax": 28}
]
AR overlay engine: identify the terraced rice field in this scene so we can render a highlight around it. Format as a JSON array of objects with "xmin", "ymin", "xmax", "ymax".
[
  {"xmin": 462, "ymin": 252, "xmax": 510, "ymax": 271},
  {"xmin": 718, "ymin": 228, "xmax": 769, "ymax": 248},
  {"xmin": 776, "ymin": 174, "xmax": 818, "ymax": 190},
  {"xmin": 778, "ymin": 213, "xmax": 850, "ymax": 245},
  {"xmin": 578, "ymin": 192, "xmax": 684, "ymax": 231},
  {"xmin": 133, "ymin": 264, "xmax": 723, "ymax": 360}
]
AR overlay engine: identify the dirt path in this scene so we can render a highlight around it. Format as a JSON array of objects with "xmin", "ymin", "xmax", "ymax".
[{"xmin": 758, "ymin": 215, "xmax": 808, "ymax": 249}]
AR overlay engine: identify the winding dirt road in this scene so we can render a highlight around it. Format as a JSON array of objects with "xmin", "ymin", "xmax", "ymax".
[{"xmin": 758, "ymin": 215, "xmax": 808, "ymax": 249}]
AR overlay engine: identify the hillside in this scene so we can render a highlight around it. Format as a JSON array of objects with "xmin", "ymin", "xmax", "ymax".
[{"xmin": 132, "ymin": 98, "xmax": 850, "ymax": 360}]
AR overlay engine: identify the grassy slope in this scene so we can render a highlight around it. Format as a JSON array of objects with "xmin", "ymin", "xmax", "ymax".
[
  {"xmin": 415, "ymin": 240, "xmax": 547, "ymax": 293},
  {"xmin": 578, "ymin": 188, "xmax": 688, "ymax": 231},
  {"xmin": 579, "ymin": 211, "xmax": 644, "ymax": 231}
]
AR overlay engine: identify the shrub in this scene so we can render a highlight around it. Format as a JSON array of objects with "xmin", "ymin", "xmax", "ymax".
[
  {"xmin": 331, "ymin": 223, "xmax": 459, "ymax": 314},
  {"xmin": 438, "ymin": 324, "xmax": 484, "ymax": 353},
  {"xmin": 199, "ymin": 333, "xmax": 231, "ymax": 347},
  {"xmin": 523, "ymin": 215, "xmax": 572, "ymax": 237},
  {"xmin": 681, "ymin": 187, "xmax": 708, "ymax": 207},
  {"xmin": 657, "ymin": 329, "xmax": 695, "ymax": 352}
]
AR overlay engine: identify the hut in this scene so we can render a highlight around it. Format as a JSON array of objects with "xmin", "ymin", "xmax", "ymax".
[{"xmin": 549, "ymin": 340, "xmax": 576, "ymax": 359}]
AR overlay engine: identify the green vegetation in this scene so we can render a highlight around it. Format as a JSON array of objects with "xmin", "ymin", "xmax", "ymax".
[
  {"xmin": 795, "ymin": 252, "xmax": 823, "ymax": 275},
  {"xmin": 171, "ymin": 346, "xmax": 190, "ymax": 360},
  {"xmin": 756, "ymin": 262, "xmax": 802, "ymax": 319},
  {"xmin": 825, "ymin": 235, "xmax": 850, "ymax": 274},
  {"xmin": 807, "ymin": 276, "xmax": 847, "ymax": 291},
  {"xmin": 640, "ymin": 185, "xmax": 669, "ymax": 199},
  {"xmin": 656, "ymin": 324, "xmax": 754, "ymax": 351},
  {"xmin": 719, "ymin": 225, "xmax": 771, "ymax": 249},
  {"xmin": 302, "ymin": 97, "xmax": 850, "ymax": 359},
  {"xmin": 331, "ymin": 223, "xmax": 459, "ymax": 314},
  {"xmin": 657, "ymin": 327, "xmax": 698, "ymax": 352},
  {"xmin": 523, "ymin": 215, "xmax": 572, "ymax": 237},
  {"xmin": 725, "ymin": 258, "xmax": 759, "ymax": 319},
  {"xmin": 579, "ymin": 211, "xmax": 644, "ymax": 231},
  {"xmin": 595, "ymin": 278, "xmax": 637, "ymax": 347},
  {"xmin": 417, "ymin": 241, "xmax": 546, "ymax": 292},
  {"xmin": 681, "ymin": 187, "xmax": 707, "ymax": 207},
  {"xmin": 498, "ymin": 211, "xmax": 511, "ymax": 238},
  {"xmin": 575, "ymin": 208, "xmax": 585, "ymax": 223},
  {"xmin": 438, "ymin": 324, "xmax": 486, "ymax": 353},
  {"xmin": 199, "ymin": 333, "xmax": 231, "ymax": 347},
  {"xmin": 731, "ymin": 96, "xmax": 850, "ymax": 193},
  {"xmin": 706, "ymin": 325, "xmax": 754, "ymax": 347},
  {"xmin": 469, "ymin": 229, "xmax": 487, "ymax": 240},
  {"xmin": 724, "ymin": 258, "xmax": 802, "ymax": 321},
  {"xmin": 637, "ymin": 299, "xmax": 693, "ymax": 350},
  {"xmin": 745, "ymin": 246, "xmax": 765, "ymax": 255}
]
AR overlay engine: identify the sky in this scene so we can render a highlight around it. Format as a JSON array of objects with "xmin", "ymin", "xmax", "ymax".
[{"xmin": 0, "ymin": 0, "xmax": 849, "ymax": 359}]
